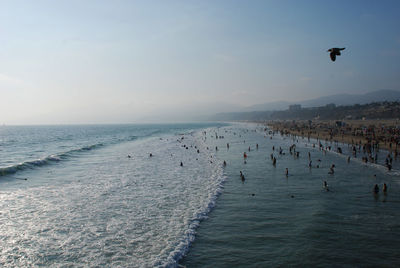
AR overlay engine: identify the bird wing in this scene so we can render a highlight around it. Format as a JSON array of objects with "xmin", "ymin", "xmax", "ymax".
[{"xmin": 330, "ymin": 52, "xmax": 336, "ymax": 61}]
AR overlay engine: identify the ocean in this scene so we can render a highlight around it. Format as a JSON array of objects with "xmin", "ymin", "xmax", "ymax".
[
  {"xmin": 1, "ymin": 123, "xmax": 400, "ymax": 267},
  {"xmin": 0, "ymin": 123, "xmax": 226, "ymax": 267}
]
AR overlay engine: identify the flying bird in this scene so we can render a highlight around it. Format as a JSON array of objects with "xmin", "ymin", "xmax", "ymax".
[{"xmin": 327, "ymin": 47, "xmax": 345, "ymax": 62}]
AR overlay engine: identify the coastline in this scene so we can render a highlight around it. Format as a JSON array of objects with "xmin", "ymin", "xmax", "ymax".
[{"xmin": 264, "ymin": 119, "xmax": 400, "ymax": 152}]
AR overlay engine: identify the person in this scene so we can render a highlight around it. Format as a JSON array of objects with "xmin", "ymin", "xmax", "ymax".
[
  {"xmin": 285, "ymin": 168, "xmax": 289, "ymax": 176},
  {"xmin": 180, "ymin": 161, "xmax": 183, "ymax": 167},
  {"xmin": 223, "ymin": 160, "xmax": 227, "ymax": 167},
  {"xmin": 149, "ymin": 153, "xmax": 153, "ymax": 157},
  {"xmin": 323, "ymin": 181, "xmax": 329, "ymax": 191},
  {"xmin": 374, "ymin": 184, "xmax": 379, "ymax": 194},
  {"xmin": 243, "ymin": 152, "xmax": 247, "ymax": 158},
  {"xmin": 329, "ymin": 164, "xmax": 335, "ymax": 174},
  {"xmin": 383, "ymin": 183, "xmax": 387, "ymax": 193},
  {"xmin": 240, "ymin": 171, "xmax": 245, "ymax": 183}
]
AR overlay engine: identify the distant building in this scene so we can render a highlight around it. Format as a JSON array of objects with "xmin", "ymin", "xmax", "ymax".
[
  {"xmin": 289, "ymin": 104, "xmax": 301, "ymax": 111},
  {"xmin": 325, "ymin": 103, "xmax": 336, "ymax": 108}
]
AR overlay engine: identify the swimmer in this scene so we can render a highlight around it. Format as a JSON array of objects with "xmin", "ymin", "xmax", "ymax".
[
  {"xmin": 223, "ymin": 160, "xmax": 227, "ymax": 166},
  {"xmin": 127, "ymin": 155, "xmax": 131, "ymax": 158},
  {"xmin": 149, "ymin": 153, "xmax": 153, "ymax": 157},
  {"xmin": 180, "ymin": 161, "xmax": 183, "ymax": 167},
  {"xmin": 285, "ymin": 168, "xmax": 288, "ymax": 176}
]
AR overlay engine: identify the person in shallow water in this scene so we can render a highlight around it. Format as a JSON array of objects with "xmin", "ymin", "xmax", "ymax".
[
  {"xmin": 240, "ymin": 171, "xmax": 245, "ymax": 183},
  {"xmin": 328, "ymin": 164, "xmax": 335, "ymax": 174},
  {"xmin": 323, "ymin": 181, "xmax": 329, "ymax": 191},
  {"xmin": 383, "ymin": 183, "xmax": 387, "ymax": 193},
  {"xmin": 374, "ymin": 184, "xmax": 379, "ymax": 194}
]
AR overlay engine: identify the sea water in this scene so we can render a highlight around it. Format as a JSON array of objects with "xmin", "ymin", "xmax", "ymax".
[
  {"xmin": 0, "ymin": 123, "xmax": 226, "ymax": 267},
  {"xmin": 181, "ymin": 123, "xmax": 400, "ymax": 267},
  {"xmin": 2, "ymin": 123, "xmax": 400, "ymax": 267}
]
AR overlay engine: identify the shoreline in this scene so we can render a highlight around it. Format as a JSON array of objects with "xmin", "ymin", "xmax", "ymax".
[{"xmin": 264, "ymin": 119, "xmax": 400, "ymax": 152}]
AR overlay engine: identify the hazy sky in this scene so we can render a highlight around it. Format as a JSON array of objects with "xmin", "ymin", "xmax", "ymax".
[{"xmin": 1, "ymin": 0, "xmax": 400, "ymax": 124}]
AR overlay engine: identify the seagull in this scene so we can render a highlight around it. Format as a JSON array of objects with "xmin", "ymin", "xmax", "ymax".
[{"xmin": 327, "ymin": 47, "xmax": 345, "ymax": 61}]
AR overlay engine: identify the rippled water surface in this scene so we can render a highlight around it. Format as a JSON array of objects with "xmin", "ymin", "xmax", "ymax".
[
  {"xmin": 0, "ymin": 124, "xmax": 225, "ymax": 267},
  {"xmin": 182, "ymin": 123, "xmax": 400, "ymax": 267},
  {"xmin": 2, "ymin": 123, "xmax": 400, "ymax": 267}
]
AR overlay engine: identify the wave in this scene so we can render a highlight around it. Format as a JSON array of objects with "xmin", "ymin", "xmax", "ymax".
[
  {"xmin": 0, "ymin": 143, "xmax": 104, "ymax": 177},
  {"xmin": 159, "ymin": 130, "xmax": 228, "ymax": 268}
]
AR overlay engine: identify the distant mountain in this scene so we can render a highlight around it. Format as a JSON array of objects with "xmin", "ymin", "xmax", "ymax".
[
  {"xmin": 210, "ymin": 89, "xmax": 400, "ymax": 121},
  {"xmin": 244, "ymin": 89, "xmax": 400, "ymax": 111},
  {"xmin": 241, "ymin": 101, "xmax": 291, "ymax": 112}
]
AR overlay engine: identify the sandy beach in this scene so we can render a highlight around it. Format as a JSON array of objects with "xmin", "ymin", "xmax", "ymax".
[{"xmin": 266, "ymin": 119, "xmax": 400, "ymax": 152}]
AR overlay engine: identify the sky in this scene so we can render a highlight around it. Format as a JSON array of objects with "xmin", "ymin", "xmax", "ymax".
[{"xmin": 1, "ymin": 0, "xmax": 400, "ymax": 124}]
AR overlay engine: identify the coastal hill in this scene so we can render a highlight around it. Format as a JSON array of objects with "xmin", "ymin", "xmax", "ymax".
[
  {"xmin": 210, "ymin": 89, "xmax": 400, "ymax": 121},
  {"xmin": 270, "ymin": 101, "xmax": 400, "ymax": 120},
  {"xmin": 243, "ymin": 89, "xmax": 400, "ymax": 112}
]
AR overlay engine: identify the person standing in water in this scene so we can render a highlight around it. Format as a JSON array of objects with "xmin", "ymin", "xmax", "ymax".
[{"xmin": 374, "ymin": 184, "xmax": 379, "ymax": 194}]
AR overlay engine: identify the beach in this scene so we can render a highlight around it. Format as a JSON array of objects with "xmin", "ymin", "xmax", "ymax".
[{"xmin": 266, "ymin": 119, "xmax": 400, "ymax": 152}]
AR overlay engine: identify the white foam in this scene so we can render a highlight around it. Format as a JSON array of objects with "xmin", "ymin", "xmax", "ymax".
[{"xmin": 0, "ymin": 127, "xmax": 227, "ymax": 267}]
